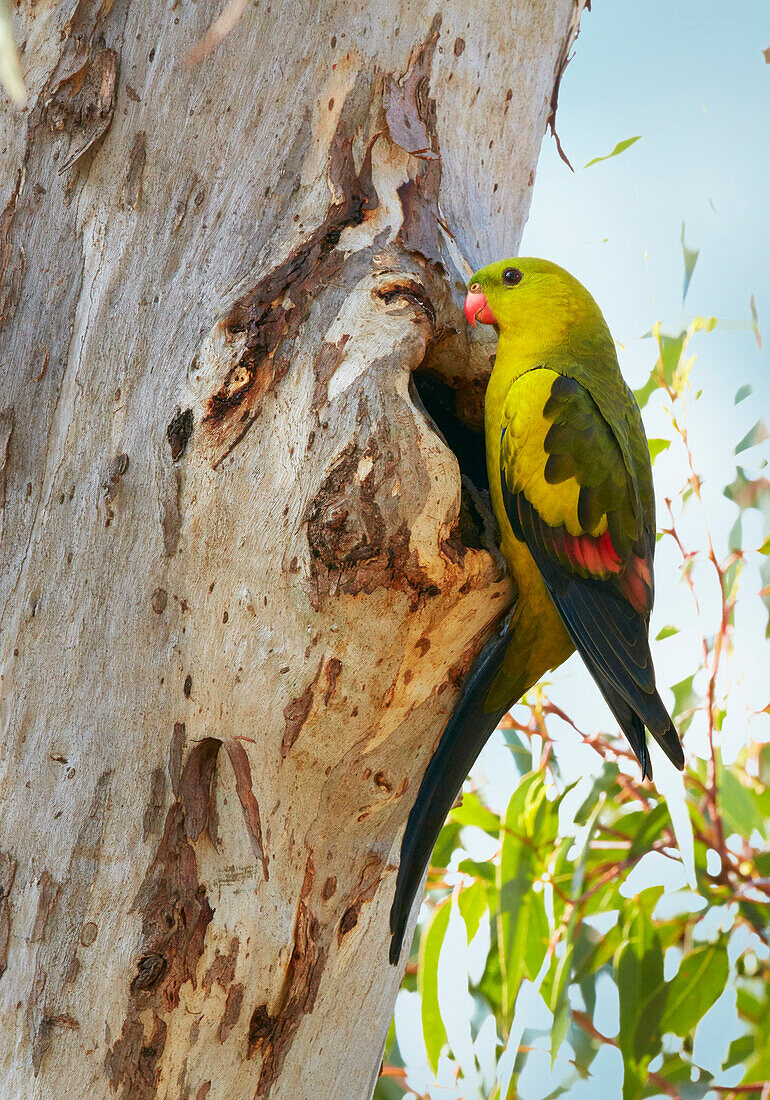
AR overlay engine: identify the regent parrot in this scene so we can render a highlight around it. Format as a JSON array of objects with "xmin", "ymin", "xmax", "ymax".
[{"xmin": 389, "ymin": 258, "xmax": 685, "ymax": 964}]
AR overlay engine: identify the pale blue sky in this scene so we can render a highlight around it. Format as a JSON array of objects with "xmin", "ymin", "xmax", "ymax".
[{"xmin": 398, "ymin": 5, "xmax": 770, "ymax": 1098}]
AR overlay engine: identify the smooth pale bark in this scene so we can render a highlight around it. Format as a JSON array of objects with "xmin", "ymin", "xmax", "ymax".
[{"xmin": 0, "ymin": 0, "xmax": 584, "ymax": 1096}]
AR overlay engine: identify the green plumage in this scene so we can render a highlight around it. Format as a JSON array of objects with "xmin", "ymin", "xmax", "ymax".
[{"xmin": 389, "ymin": 257, "xmax": 684, "ymax": 966}]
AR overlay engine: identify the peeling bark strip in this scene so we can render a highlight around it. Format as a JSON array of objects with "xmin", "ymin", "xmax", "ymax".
[
  {"xmin": 107, "ymin": 742, "xmax": 219, "ymax": 1096},
  {"xmin": 0, "ymin": 852, "xmax": 17, "ymax": 978},
  {"xmin": 384, "ymin": 15, "xmax": 445, "ymax": 267},
  {"xmin": 337, "ymin": 854, "xmax": 384, "ymax": 946},
  {"xmin": 248, "ymin": 856, "xmax": 327, "ymax": 1095},
  {"xmin": 29, "ymin": 870, "xmax": 61, "ymax": 942},
  {"xmin": 281, "ymin": 661, "xmax": 323, "ymax": 758},
  {"xmin": 224, "ymin": 739, "xmax": 268, "ymax": 878},
  {"xmin": 201, "ymin": 122, "xmax": 379, "ymax": 468},
  {"xmin": 44, "ymin": 38, "xmax": 120, "ymax": 176}
]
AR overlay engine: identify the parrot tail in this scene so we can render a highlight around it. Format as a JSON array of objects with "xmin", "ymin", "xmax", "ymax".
[{"xmin": 389, "ymin": 608, "xmax": 517, "ymax": 966}]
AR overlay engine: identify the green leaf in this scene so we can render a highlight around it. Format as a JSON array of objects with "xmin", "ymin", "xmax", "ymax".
[
  {"xmin": 584, "ymin": 135, "xmax": 642, "ymax": 169},
  {"xmin": 648, "ymin": 438, "xmax": 671, "ymax": 463},
  {"xmin": 457, "ymin": 879, "xmax": 487, "ymax": 944},
  {"xmin": 680, "ymin": 222, "xmax": 700, "ymax": 304},
  {"xmin": 758, "ymin": 534, "xmax": 770, "ymax": 556},
  {"xmin": 735, "ymin": 383, "xmax": 753, "ymax": 404},
  {"xmin": 719, "ymin": 761, "xmax": 766, "ymax": 840},
  {"xmin": 418, "ymin": 898, "xmax": 450, "ymax": 1072},
  {"xmin": 615, "ymin": 907, "xmax": 665, "ymax": 1069},
  {"xmin": 628, "ymin": 800, "xmax": 672, "ymax": 859},
  {"xmin": 670, "ymin": 673, "xmax": 697, "ymax": 729},
  {"xmin": 498, "ymin": 773, "xmax": 553, "ymax": 1017},
  {"xmin": 659, "ymin": 943, "xmax": 729, "ymax": 1036},
  {"xmin": 724, "ymin": 1032, "xmax": 754, "ymax": 1070},
  {"xmin": 431, "ymin": 820, "xmax": 461, "ymax": 873},
  {"xmin": 655, "ymin": 624, "xmax": 679, "ymax": 640},
  {"xmin": 450, "ymin": 790, "xmax": 500, "ymax": 835},
  {"xmin": 735, "ymin": 418, "xmax": 770, "ymax": 455}
]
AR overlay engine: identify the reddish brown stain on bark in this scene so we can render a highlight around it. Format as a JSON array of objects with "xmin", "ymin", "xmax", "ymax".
[
  {"xmin": 281, "ymin": 660, "xmax": 324, "ymax": 758},
  {"xmin": 322, "ymin": 657, "xmax": 343, "ymax": 705},
  {"xmin": 200, "ymin": 113, "xmax": 379, "ymax": 468},
  {"xmin": 104, "ymin": 1014, "xmax": 167, "ymax": 1100},
  {"xmin": 312, "ymin": 334, "xmax": 350, "ymax": 409},
  {"xmin": 247, "ymin": 855, "xmax": 327, "ymax": 1095},
  {"xmin": 107, "ymin": 741, "xmax": 220, "ymax": 1096},
  {"xmin": 337, "ymin": 854, "xmax": 384, "ymax": 946},
  {"xmin": 224, "ymin": 740, "xmax": 269, "ymax": 878},
  {"xmin": 217, "ymin": 982, "xmax": 244, "ymax": 1044},
  {"xmin": 305, "ymin": 442, "xmax": 439, "ymax": 609},
  {"xmin": 29, "ymin": 870, "xmax": 61, "ymax": 943},
  {"xmin": 202, "ymin": 936, "xmax": 239, "ymax": 997},
  {"xmin": 321, "ymin": 876, "xmax": 337, "ymax": 901}
]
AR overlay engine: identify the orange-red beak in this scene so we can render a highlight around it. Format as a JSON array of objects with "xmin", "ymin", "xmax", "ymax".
[{"xmin": 464, "ymin": 286, "xmax": 497, "ymax": 327}]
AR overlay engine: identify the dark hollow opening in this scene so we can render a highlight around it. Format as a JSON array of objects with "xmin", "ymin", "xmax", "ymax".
[{"xmin": 410, "ymin": 371, "xmax": 500, "ymax": 557}]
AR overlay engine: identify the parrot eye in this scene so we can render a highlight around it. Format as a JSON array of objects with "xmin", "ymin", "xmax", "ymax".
[{"xmin": 502, "ymin": 267, "xmax": 523, "ymax": 286}]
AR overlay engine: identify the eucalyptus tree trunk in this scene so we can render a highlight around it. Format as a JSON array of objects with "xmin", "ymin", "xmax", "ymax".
[{"xmin": 0, "ymin": 0, "xmax": 584, "ymax": 1096}]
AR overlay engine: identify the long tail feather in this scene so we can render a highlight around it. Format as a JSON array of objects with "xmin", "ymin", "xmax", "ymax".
[{"xmin": 389, "ymin": 608, "xmax": 517, "ymax": 965}]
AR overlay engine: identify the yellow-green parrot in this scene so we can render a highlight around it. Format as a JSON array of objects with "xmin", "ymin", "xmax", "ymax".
[{"xmin": 389, "ymin": 258, "xmax": 684, "ymax": 964}]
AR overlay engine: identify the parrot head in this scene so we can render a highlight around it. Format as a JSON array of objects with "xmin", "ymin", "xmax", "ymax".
[{"xmin": 464, "ymin": 257, "xmax": 609, "ymax": 353}]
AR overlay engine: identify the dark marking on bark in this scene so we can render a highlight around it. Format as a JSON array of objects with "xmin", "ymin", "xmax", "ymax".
[
  {"xmin": 150, "ymin": 588, "xmax": 168, "ymax": 615},
  {"xmin": 172, "ymin": 175, "xmax": 200, "ymax": 233},
  {"xmin": 104, "ymin": 1013, "xmax": 167, "ymax": 1100},
  {"xmin": 311, "ymin": 333, "xmax": 350, "ymax": 409},
  {"xmin": 218, "ymin": 982, "xmax": 244, "ymax": 1043},
  {"xmin": 179, "ymin": 738, "xmax": 220, "ymax": 842},
  {"xmin": 102, "ymin": 451, "xmax": 129, "ymax": 528},
  {"xmin": 0, "ymin": 852, "xmax": 17, "ymax": 978},
  {"xmin": 162, "ymin": 467, "xmax": 182, "ymax": 555},
  {"xmin": 338, "ymin": 905, "xmax": 359, "ymax": 940},
  {"xmin": 281, "ymin": 661, "xmax": 323, "ymax": 758},
  {"xmin": 248, "ymin": 855, "xmax": 326, "ymax": 1095},
  {"xmin": 183, "ymin": 674, "xmax": 193, "ymax": 698},
  {"xmin": 142, "ymin": 766, "xmax": 167, "ymax": 841},
  {"xmin": 306, "ymin": 439, "xmax": 440, "ymax": 609},
  {"xmin": 170, "ymin": 722, "xmax": 185, "ymax": 797},
  {"xmin": 383, "ymin": 15, "xmax": 444, "ymax": 265},
  {"xmin": 322, "ymin": 657, "xmax": 343, "ymax": 705},
  {"xmin": 373, "ymin": 771, "xmax": 392, "ymax": 793},
  {"xmin": 374, "ymin": 277, "xmax": 436, "ymax": 330},
  {"xmin": 30, "ymin": 870, "xmax": 61, "ymax": 942},
  {"xmin": 453, "ymin": 37, "xmax": 465, "ymax": 56},
  {"xmin": 29, "ymin": 772, "xmax": 112, "ymax": 1074},
  {"xmin": 0, "ymin": 408, "xmax": 12, "ymax": 546},
  {"xmin": 383, "ymin": 16, "xmax": 441, "ymax": 160},
  {"xmin": 321, "ymin": 876, "xmax": 337, "ymax": 901},
  {"xmin": 224, "ymin": 740, "xmax": 268, "ymax": 878},
  {"xmin": 47, "ymin": 38, "xmax": 119, "ymax": 176},
  {"xmin": 167, "ymin": 408, "xmax": 194, "ymax": 462},
  {"xmin": 195, "ymin": 1084, "xmax": 211, "ymax": 1100},
  {"xmin": 107, "ymin": 741, "xmax": 220, "ymax": 1095},
  {"xmin": 201, "ymin": 112, "xmax": 379, "ymax": 467},
  {"xmin": 546, "ymin": 7, "xmax": 581, "ymax": 171},
  {"xmin": 0, "ymin": 180, "xmax": 23, "ymax": 332},
  {"xmin": 337, "ymin": 854, "xmax": 383, "ymax": 946},
  {"xmin": 131, "ymin": 953, "xmax": 167, "ymax": 993},
  {"xmin": 203, "ymin": 935, "xmax": 239, "ymax": 996},
  {"xmin": 121, "ymin": 131, "xmax": 147, "ymax": 209}
]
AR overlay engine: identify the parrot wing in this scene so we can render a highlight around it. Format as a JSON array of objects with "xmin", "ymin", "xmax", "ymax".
[{"xmin": 499, "ymin": 368, "xmax": 684, "ymax": 777}]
